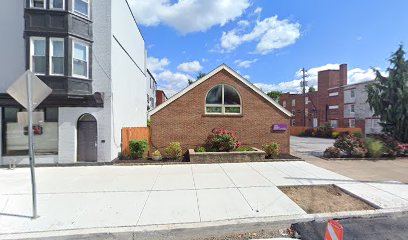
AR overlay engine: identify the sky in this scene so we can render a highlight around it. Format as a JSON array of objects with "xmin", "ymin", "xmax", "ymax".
[{"xmin": 129, "ymin": 0, "xmax": 408, "ymax": 96}]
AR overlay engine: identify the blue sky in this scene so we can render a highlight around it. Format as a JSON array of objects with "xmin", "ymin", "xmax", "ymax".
[{"xmin": 129, "ymin": 0, "xmax": 408, "ymax": 96}]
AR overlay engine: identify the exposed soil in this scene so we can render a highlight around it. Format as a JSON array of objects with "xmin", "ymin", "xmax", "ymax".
[{"xmin": 279, "ymin": 185, "xmax": 375, "ymax": 214}]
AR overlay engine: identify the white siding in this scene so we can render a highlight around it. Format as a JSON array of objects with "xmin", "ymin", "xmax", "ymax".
[{"xmin": 0, "ymin": 0, "xmax": 25, "ymax": 92}]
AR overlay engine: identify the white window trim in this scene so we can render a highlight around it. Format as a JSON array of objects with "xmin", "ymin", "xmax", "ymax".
[
  {"xmin": 30, "ymin": 0, "xmax": 47, "ymax": 9},
  {"xmin": 349, "ymin": 119, "xmax": 356, "ymax": 128},
  {"xmin": 329, "ymin": 105, "xmax": 339, "ymax": 110},
  {"xmin": 73, "ymin": 0, "xmax": 90, "ymax": 18},
  {"xmin": 329, "ymin": 92, "xmax": 339, "ymax": 97},
  {"xmin": 205, "ymin": 84, "xmax": 242, "ymax": 115},
  {"xmin": 330, "ymin": 120, "xmax": 338, "ymax": 128},
  {"xmin": 292, "ymin": 99, "xmax": 296, "ymax": 107},
  {"xmin": 350, "ymin": 89, "xmax": 356, "ymax": 98},
  {"xmin": 49, "ymin": 38, "xmax": 64, "ymax": 76},
  {"xmin": 30, "ymin": 36, "xmax": 47, "ymax": 75},
  {"xmin": 50, "ymin": 0, "xmax": 65, "ymax": 10},
  {"xmin": 72, "ymin": 40, "xmax": 89, "ymax": 79},
  {"xmin": 283, "ymin": 101, "xmax": 286, "ymax": 108}
]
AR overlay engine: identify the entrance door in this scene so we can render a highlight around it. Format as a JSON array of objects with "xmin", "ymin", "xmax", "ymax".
[{"xmin": 77, "ymin": 114, "xmax": 97, "ymax": 162}]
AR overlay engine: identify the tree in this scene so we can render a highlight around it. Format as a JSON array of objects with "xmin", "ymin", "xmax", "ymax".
[
  {"xmin": 267, "ymin": 91, "xmax": 282, "ymax": 101},
  {"xmin": 308, "ymin": 86, "xmax": 316, "ymax": 92},
  {"xmin": 196, "ymin": 72, "xmax": 206, "ymax": 80},
  {"xmin": 188, "ymin": 79, "xmax": 194, "ymax": 85},
  {"xmin": 366, "ymin": 45, "xmax": 408, "ymax": 143}
]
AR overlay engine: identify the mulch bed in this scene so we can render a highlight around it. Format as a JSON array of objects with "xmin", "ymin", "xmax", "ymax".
[{"xmin": 279, "ymin": 185, "xmax": 375, "ymax": 214}]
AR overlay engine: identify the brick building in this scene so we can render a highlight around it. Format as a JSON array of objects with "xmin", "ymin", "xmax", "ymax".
[
  {"xmin": 279, "ymin": 64, "xmax": 382, "ymax": 134},
  {"xmin": 155, "ymin": 90, "xmax": 168, "ymax": 106},
  {"xmin": 149, "ymin": 64, "xmax": 292, "ymax": 154}
]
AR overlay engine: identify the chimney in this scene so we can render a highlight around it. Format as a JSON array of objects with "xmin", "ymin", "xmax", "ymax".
[{"xmin": 339, "ymin": 64, "xmax": 347, "ymax": 86}]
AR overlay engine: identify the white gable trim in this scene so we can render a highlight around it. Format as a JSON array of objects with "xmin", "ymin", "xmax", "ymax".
[{"xmin": 149, "ymin": 64, "xmax": 292, "ymax": 117}]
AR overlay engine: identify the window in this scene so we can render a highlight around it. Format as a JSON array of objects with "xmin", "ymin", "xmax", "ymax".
[
  {"xmin": 291, "ymin": 119, "xmax": 296, "ymax": 126},
  {"xmin": 305, "ymin": 97, "xmax": 309, "ymax": 104},
  {"xmin": 350, "ymin": 104, "xmax": 355, "ymax": 113},
  {"xmin": 329, "ymin": 105, "xmax": 339, "ymax": 110},
  {"xmin": 74, "ymin": 0, "xmax": 89, "ymax": 17},
  {"xmin": 50, "ymin": 0, "xmax": 64, "ymax": 9},
  {"xmin": 2, "ymin": 107, "xmax": 58, "ymax": 156},
  {"xmin": 291, "ymin": 110, "xmax": 295, "ymax": 116},
  {"xmin": 292, "ymin": 99, "xmax": 296, "ymax": 107},
  {"xmin": 31, "ymin": 0, "xmax": 46, "ymax": 8},
  {"xmin": 283, "ymin": 101, "xmax": 286, "ymax": 108},
  {"xmin": 350, "ymin": 89, "xmax": 355, "ymax": 98},
  {"xmin": 349, "ymin": 119, "xmax": 356, "ymax": 128},
  {"xmin": 329, "ymin": 92, "xmax": 339, "ymax": 97},
  {"xmin": 330, "ymin": 120, "xmax": 338, "ymax": 128},
  {"xmin": 30, "ymin": 37, "xmax": 46, "ymax": 74},
  {"xmin": 72, "ymin": 41, "xmax": 89, "ymax": 78},
  {"xmin": 205, "ymin": 84, "xmax": 241, "ymax": 114},
  {"xmin": 50, "ymin": 38, "xmax": 64, "ymax": 75}
]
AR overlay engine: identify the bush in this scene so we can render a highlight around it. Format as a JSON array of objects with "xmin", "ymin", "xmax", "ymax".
[
  {"xmin": 334, "ymin": 134, "xmax": 368, "ymax": 157},
  {"xmin": 129, "ymin": 140, "xmax": 149, "ymax": 159},
  {"xmin": 315, "ymin": 123, "xmax": 333, "ymax": 138},
  {"xmin": 332, "ymin": 131, "xmax": 340, "ymax": 139},
  {"xmin": 152, "ymin": 150, "xmax": 161, "ymax": 156},
  {"xmin": 398, "ymin": 143, "xmax": 408, "ymax": 156},
  {"xmin": 195, "ymin": 147, "xmax": 206, "ymax": 152},
  {"xmin": 304, "ymin": 128, "xmax": 314, "ymax": 137},
  {"xmin": 369, "ymin": 134, "xmax": 401, "ymax": 157},
  {"xmin": 262, "ymin": 143, "xmax": 280, "ymax": 158},
  {"xmin": 366, "ymin": 138, "xmax": 385, "ymax": 158},
  {"xmin": 352, "ymin": 132, "xmax": 363, "ymax": 138},
  {"xmin": 323, "ymin": 147, "xmax": 341, "ymax": 158},
  {"xmin": 235, "ymin": 147, "xmax": 254, "ymax": 152},
  {"xmin": 205, "ymin": 128, "xmax": 240, "ymax": 152},
  {"xmin": 299, "ymin": 131, "xmax": 306, "ymax": 137},
  {"xmin": 164, "ymin": 142, "xmax": 183, "ymax": 160}
]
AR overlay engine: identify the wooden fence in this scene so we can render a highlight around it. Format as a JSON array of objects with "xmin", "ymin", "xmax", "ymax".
[
  {"xmin": 121, "ymin": 127, "xmax": 150, "ymax": 156},
  {"xmin": 290, "ymin": 127, "xmax": 362, "ymax": 136}
]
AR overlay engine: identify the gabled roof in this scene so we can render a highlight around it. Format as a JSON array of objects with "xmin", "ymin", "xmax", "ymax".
[{"xmin": 149, "ymin": 64, "xmax": 292, "ymax": 117}]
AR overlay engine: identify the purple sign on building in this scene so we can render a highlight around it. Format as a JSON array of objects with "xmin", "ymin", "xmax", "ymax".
[{"xmin": 272, "ymin": 124, "xmax": 288, "ymax": 131}]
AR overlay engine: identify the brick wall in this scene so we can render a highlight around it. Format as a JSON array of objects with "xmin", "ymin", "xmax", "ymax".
[{"xmin": 150, "ymin": 69, "xmax": 290, "ymax": 155}]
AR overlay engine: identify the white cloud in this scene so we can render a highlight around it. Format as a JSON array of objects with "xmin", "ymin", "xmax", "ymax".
[
  {"xmin": 129, "ymin": 0, "xmax": 250, "ymax": 34},
  {"xmin": 147, "ymin": 57, "xmax": 170, "ymax": 73},
  {"xmin": 220, "ymin": 15, "xmax": 301, "ymax": 54},
  {"xmin": 155, "ymin": 70, "xmax": 193, "ymax": 96},
  {"xmin": 243, "ymin": 74, "xmax": 251, "ymax": 79},
  {"xmin": 177, "ymin": 60, "xmax": 203, "ymax": 73},
  {"xmin": 234, "ymin": 59, "xmax": 258, "ymax": 68},
  {"xmin": 254, "ymin": 7, "xmax": 262, "ymax": 14},
  {"xmin": 254, "ymin": 64, "xmax": 386, "ymax": 94}
]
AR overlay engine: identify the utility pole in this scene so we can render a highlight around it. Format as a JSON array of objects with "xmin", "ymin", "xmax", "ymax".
[{"xmin": 301, "ymin": 68, "xmax": 307, "ymax": 127}]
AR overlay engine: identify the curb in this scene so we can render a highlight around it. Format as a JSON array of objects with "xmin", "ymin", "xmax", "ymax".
[{"xmin": 2, "ymin": 208, "xmax": 408, "ymax": 240}]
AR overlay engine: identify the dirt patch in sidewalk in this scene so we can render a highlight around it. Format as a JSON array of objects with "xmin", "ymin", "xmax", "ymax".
[{"xmin": 279, "ymin": 185, "xmax": 375, "ymax": 214}]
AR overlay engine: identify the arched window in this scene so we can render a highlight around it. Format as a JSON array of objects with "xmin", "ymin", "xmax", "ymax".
[{"xmin": 205, "ymin": 84, "xmax": 242, "ymax": 114}]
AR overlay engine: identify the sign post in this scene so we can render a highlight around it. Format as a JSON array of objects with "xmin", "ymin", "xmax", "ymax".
[{"xmin": 7, "ymin": 70, "xmax": 52, "ymax": 219}]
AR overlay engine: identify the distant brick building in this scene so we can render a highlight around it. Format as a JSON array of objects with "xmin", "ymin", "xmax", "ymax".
[
  {"xmin": 149, "ymin": 64, "xmax": 292, "ymax": 154},
  {"xmin": 279, "ymin": 64, "xmax": 381, "ymax": 134},
  {"xmin": 155, "ymin": 90, "xmax": 168, "ymax": 106}
]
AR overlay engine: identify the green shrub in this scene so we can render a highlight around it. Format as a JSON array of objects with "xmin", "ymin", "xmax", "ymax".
[
  {"xmin": 205, "ymin": 128, "xmax": 240, "ymax": 152},
  {"xmin": 332, "ymin": 131, "xmax": 340, "ymax": 139},
  {"xmin": 323, "ymin": 147, "xmax": 341, "ymax": 158},
  {"xmin": 353, "ymin": 132, "xmax": 363, "ymax": 138},
  {"xmin": 334, "ymin": 134, "xmax": 367, "ymax": 157},
  {"xmin": 129, "ymin": 140, "xmax": 149, "ymax": 159},
  {"xmin": 195, "ymin": 147, "xmax": 206, "ymax": 152},
  {"xmin": 304, "ymin": 128, "xmax": 314, "ymax": 137},
  {"xmin": 299, "ymin": 131, "xmax": 306, "ymax": 137},
  {"xmin": 315, "ymin": 123, "xmax": 333, "ymax": 138},
  {"xmin": 262, "ymin": 143, "xmax": 280, "ymax": 158},
  {"xmin": 152, "ymin": 150, "xmax": 161, "ymax": 156},
  {"xmin": 366, "ymin": 138, "xmax": 385, "ymax": 158},
  {"xmin": 369, "ymin": 134, "xmax": 400, "ymax": 157},
  {"xmin": 165, "ymin": 142, "xmax": 183, "ymax": 160}
]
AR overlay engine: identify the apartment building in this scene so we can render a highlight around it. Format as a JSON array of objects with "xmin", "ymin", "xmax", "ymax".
[
  {"xmin": 280, "ymin": 64, "xmax": 382, "ymax": 134},
  {"xmin": 146, "ymin": 69, "xmax": 157, "ymax": 111},
  {"xmin": 0, "ymin": 0, "xmax": 148, "ymax": 165}
]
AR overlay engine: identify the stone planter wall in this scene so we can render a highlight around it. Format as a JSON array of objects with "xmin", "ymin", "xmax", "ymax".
[{"xmin": 189, "ymin": 148, "xmax": 266, "ymax": 163}]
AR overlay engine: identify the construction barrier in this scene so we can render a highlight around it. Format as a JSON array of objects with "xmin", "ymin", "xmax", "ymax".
[
  {"xmin": 324, "ymin": 220, "xmax": 343, "ymax": 240},
  {"xmin": 121, "ymin": 127, "xmax": 150, "ymax": 156},
  {"xmin": 290, "ymin": 127, "xmax": 362, "ymax": 136}
]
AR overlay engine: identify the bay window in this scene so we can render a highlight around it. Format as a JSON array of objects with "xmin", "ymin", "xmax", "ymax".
[
  {"xmin": 73, "ymin": 41, "xmax": 89, "ymax": 78},
  {"xmin": 50, "ymin": 38, "xmax": 64, "ymax": 75},
  {"xmin": 74, "ymin": 0, "xmax": 89, "ymax": 17},
  {"xmin": 50, "ymin": 0, "xmax": 64, "ymax": 9},
  {"xmin": 30, "ymin": 37, "xmax": 46, "ymax": 74},
  {"xmin": 31, "ymin": 0, "xmax": 46, "ymax": 8}
]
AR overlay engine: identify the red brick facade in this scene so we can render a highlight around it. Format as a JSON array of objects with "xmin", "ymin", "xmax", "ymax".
[
  {"xmin": 280, "ymin": 64, "xmax": 347, "ymax": 128},
  {"xmin": 150, "ymin": 68, "xmax": 291, "ymax": 155},
  {"xmin": 155, "ymin": 90, "xmax": 167, "ymax": 106}
]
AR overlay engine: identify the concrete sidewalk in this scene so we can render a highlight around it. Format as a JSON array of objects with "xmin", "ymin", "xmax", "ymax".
[{"xmin": 1, "ymin": 162, "xmax": 408, "ymax": 239}]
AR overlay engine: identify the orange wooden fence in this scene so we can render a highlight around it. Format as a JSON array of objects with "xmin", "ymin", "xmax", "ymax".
[
  {"xmin": 290, "ymin": 127, "xmax": 362, "ymax": 136},
  {"xmin": 121, "ymin": 127, "xmax": 150, "ymax": 156}
]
